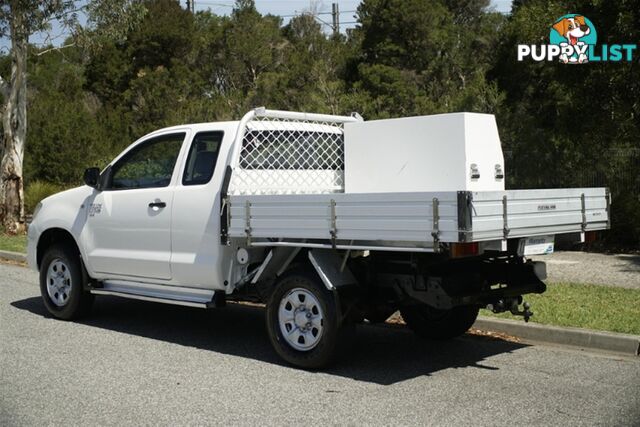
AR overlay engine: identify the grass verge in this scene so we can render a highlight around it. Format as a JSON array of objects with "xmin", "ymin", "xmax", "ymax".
[
  {"xmin": 482, "ymin": 282, "xmax": 640, "ymax": 336},
  {"xmin": 0, "ymin": 232, "xmax": 27, "ymax": 253}
]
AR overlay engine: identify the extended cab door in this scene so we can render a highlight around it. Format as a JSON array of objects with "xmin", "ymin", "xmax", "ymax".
[
  {"xmin": 84, "ymin": 131, "xmax": 188, "ymax": 280},
  {"xmin": 170, "ymin": 129, "xmax": 232, "ymax": 288}
]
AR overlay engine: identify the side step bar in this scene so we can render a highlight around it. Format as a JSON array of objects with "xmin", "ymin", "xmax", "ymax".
[{"xmin": 90, "ymin": 280, "xmax": 220, "ymax": 309}]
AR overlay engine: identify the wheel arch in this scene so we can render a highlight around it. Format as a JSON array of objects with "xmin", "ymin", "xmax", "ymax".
[{"xmin": 37, "ymin": 228, "xmax": 82, "ymax": 270}]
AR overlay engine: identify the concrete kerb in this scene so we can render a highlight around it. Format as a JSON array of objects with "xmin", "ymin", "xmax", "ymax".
[
  {"xmin": 0, "ymin": 250, "xmax": 27, "ymax": 263},
  {"xmin": 474, "ymin": 316, "xmax": 640, "ymax": 357}
]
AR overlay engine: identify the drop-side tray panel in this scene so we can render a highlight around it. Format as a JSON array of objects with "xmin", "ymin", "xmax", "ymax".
[{"xmin": 227, "ymin": 188, "xmax": 609, "ymax": 248}]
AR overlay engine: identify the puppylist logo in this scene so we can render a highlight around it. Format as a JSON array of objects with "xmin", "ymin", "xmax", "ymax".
[{"xmin": 518, "ymin": 14, "xmax": 637, "ymax": 64}]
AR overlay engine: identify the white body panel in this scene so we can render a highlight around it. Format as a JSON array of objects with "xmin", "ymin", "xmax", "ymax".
[
  {"xmin": 344, "ymin": 113, "xmax": 505, "ymax": 193},
  {"xmin": 27, "ymin": 186, "xmax": 95, "ymax": 271},
  {"xmin": 82, "ymin": 127, "xmax": 192, "ymax": 280},
  {"xmin": 27, "ymin": 108, "xmax": 610, "ymax": 299},
  {"xmin": 87, "ymin": 186, "xmax": 175, "ymax": 279},
  {"xmin": 168, "ymin": 125, "xmax": 237, "ymax": 288},
  {"xmin": 28, "ymin": 121, "xmax": 240, "ymax": 292}
]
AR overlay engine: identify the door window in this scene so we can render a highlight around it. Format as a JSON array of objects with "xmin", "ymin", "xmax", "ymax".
[
  {"xmin": 110, "ymin": 133, "xmax": 186, "ymax": 190},
  {"xmin": 182, "ymin": 131, "xmax": 224, "ymax": 186}
]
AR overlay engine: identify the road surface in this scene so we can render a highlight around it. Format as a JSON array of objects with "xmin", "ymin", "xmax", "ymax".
[{"xmin": 1, "ymin": 263, "xmax": 639, "ymax": 426}]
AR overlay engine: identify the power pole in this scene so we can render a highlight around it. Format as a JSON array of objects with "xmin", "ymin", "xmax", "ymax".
[
  {"xmin": 331, "ymin": 3, "xmax": 339, "ymax": 36},
  {"xmin": 186, "ymin": 0, "xmax": 191, "ymax": 12},
  {"xmin": 186, "ymin": 0, "xmax": 194, "ymax": 13}
]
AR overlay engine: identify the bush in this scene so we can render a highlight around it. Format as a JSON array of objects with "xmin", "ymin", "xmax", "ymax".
[{"xmin": 24, "ymin": 181, "xmax": 64, "ymax": 214}]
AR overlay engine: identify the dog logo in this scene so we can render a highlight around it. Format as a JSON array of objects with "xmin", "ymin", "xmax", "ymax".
[
  {"xmin": 549, "ymin": 14, "xmax": 597, "ymax": 64},
  {"xmin": 517, "ymin": 14, "xmax": 636, "ymax": 63}
]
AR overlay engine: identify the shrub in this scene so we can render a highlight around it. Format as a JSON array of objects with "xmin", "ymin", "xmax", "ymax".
[{"xmin": 24, "ymin": 181, "xmax": 64, "ymax": 214}]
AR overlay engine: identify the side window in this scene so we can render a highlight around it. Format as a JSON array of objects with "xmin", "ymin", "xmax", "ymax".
[
  {"xmin": 110, "ymin": 133, "xmax": 186, "ymax": 190},
  {"xmin": 182, "ymin": 131, "xmax": 224, "ymax": 186}
]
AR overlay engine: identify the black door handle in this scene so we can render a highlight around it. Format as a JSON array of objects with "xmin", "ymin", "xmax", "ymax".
[{"xmin": 149, "ymin": 201, "xmax": 166, "ymax": 208}]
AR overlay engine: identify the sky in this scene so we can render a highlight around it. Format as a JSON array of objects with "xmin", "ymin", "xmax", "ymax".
[{"xmin": 0, "ymin": 0, "xmax": 513, "ymax": 51}]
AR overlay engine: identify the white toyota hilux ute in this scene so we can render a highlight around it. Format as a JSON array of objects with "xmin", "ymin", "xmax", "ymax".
[{"xmin": 28, "ymin": 108, "xmax": 610, "ymax": 368}]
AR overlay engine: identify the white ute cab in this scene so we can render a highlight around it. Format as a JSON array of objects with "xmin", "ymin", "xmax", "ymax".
[{"xmin": 28, "ymin": 108, "xmax": 610, "ymax": 368}]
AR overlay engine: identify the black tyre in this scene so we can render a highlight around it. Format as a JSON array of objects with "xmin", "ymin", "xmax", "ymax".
[
  {"xmin": 266, "ymin": 270, "xmax": 347, "ymax": 369},
  {"xmin": 400, "ymin": 304, "xmax": 479, "ymax": 340},
  {"xmin": 40, "ymin": 244, "xmax": 94, "ymax": 320}
]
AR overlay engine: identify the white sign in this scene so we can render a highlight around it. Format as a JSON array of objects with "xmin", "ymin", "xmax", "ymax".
[{"xmin": 519, "ymin": 235, "xmax": 555, "ymax": 256}]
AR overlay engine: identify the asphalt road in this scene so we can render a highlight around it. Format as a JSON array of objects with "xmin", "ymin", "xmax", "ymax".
[{"xmin": 2, "ymin": 263, "xmax": 639, "ymax": 426}]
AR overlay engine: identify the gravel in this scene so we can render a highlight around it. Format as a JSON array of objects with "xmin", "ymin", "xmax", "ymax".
[{"xmin": 532, "ymin": 251, "xmax": 640, "ymax": 289}]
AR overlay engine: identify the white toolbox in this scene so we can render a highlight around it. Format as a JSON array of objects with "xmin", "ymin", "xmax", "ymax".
[{"xmin": 343, "ymin": 113, "xmax": 505, "ymax": 193}]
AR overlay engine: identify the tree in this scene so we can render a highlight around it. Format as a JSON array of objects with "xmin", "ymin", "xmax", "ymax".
[
  {"xmin": 490, "ymin": 0, "xmax": 640, "ymax": 246},
  {"xmin": 25, "ymin": 45, "xmax": 115, "ymax": 185},
  {"xmin": 0, "ymin": 1, "xmax": 78, "ymax": 232},
  {"xmin": 216, "ymin": 0, "xmax": 284, "ymax": 113},
  {"xmin": 0, "ymin": 0, "xmax": 145, "ymax": 232},
  {"xmin": 346, "ymin": 0, "xmax": 504, "ymax": 119}
]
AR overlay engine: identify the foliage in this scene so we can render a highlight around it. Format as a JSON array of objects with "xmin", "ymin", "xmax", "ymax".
[
  {"xmin": 24, "ymin": 180, "xmax": 64, "ymax": 214},
  {"xmin": 347, "ymin": 0, "xmax": 505, "ymax": 118},
  {"xmin": 0, "ymin": 0, "xmax": 637, "ymax": 247},
  {"xmin": 491, "ymin": 0, "xmax": 640, "ymax": 247},
  {"xmin": 25, "ymin": 46, "xmax": 115, "ymax": 185},
  {"xmin": 0, "ymin": 0, "xmax": 147, "ymax": 233}
]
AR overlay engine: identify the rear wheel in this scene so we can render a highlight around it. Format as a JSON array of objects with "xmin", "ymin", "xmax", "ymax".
[
  {"xmin": 400, "ymin": 304, "xmax": 479, "ymax": 340},
  {"xmin": 266, "ymin": 270, "xmax": 347, "ymax": 369},
  {"xmin": 40, "ymin": 244, "xmax": 94, "ymax": 320}
]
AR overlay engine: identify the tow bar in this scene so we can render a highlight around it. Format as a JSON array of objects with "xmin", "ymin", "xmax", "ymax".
[{"xmin": 486, "ymin": 297, "xmax": 534, "ymax": 322}]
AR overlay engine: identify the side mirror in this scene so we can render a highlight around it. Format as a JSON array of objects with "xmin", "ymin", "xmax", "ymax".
[{"xmin": 83, "ymin": 167, "xmax": 100, "ymax": 189}]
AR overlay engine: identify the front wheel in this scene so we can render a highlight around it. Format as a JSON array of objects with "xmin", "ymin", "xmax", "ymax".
[
  {"xmin": 400, "ymin": 305, "xmax": 479, "ymax": 340},
  {"xmin": 266, "ymin": 270, "xmax": 347, "ymax": 369},
  {"xmin": 40, "ymin": 244, "xmax": 94, "ymax": 320}
]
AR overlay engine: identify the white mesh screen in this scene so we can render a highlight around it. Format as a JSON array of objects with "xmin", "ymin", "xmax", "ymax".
[{"xmin": 229, "ymin": 116, "xmax": 347, "ymax": 195}]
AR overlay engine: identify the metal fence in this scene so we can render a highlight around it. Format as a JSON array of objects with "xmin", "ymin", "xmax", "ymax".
[{"xmin": 504, "ymin": 148, "xmax": 640, "ymax": 197}]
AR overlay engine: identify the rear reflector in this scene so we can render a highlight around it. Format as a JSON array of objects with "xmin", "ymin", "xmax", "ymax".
[{"xmin": 450, "ymin": 242, "xmax": 479, "ymax": 258}]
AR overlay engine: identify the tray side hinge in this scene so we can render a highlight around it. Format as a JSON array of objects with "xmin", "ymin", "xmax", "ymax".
[
  {"xmin": 244, "ymin": 200, "xmax": 252, "ymax": 246},
  {"xmin": 330, "ymin": 199, "xmax": 337, "ymax": 249},
  {"xmin": 581, "ymin": 192, "xmax": 587, "ymax": 232},
  {"xmin": 457, "ymin": 191, "xmax": 473, "ymax": 242},
  {"xmin": 431, "ymin": 197, "xmax": 440, "ymax": 252},
  {"xmin": 502, "ymin": 195, "xmax": 510, "ymax": 240},
  {"xmin": 605, "ymin": 188, "xmax": 611, "ymax": 229}
]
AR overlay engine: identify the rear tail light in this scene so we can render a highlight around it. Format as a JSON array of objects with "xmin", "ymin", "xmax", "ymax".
[
  {"xmin": 584, "ymin": 231, "xmax": 598, "ymax": 243},
  {"xmin": 450, "ymin": 242, "xmax": 479, "ymax": 258}
]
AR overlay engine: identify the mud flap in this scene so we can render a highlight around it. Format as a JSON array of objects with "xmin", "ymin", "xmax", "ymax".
[{"xmin": 308, "ymin": 249, "xmax": 357, "ymax": 290}]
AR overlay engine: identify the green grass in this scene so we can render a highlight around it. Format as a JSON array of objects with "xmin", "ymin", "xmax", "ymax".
[
  {"xmin": 482, "ymin": 282, "xmax": 640, "ymax": 335},
  {"xmin": 0, "ymin": 232, "xmax": 27, "ymax": 253}
]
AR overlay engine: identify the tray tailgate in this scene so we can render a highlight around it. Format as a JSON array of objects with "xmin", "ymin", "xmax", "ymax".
[{"xmin": 469, "ymin": 188, "xmax": 609, "ymax": 241}]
